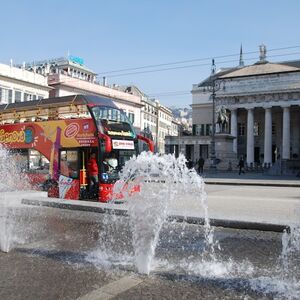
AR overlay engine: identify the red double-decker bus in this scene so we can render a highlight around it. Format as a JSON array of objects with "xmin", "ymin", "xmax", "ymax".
[{"xmin": 0, "ymin": 95, "xmax": 153, "ymax": 202}]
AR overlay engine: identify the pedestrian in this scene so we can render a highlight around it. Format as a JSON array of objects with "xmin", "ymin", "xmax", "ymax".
[
  {"xmin": 238, "ymin": 157, "xmax": 245, "ymax": 175},
  {"xmin": 197, "ymin": 157, "xmax": 205, "ymax": 174},
  {"xmin": 188, "ymin": 159, "xmax": 194, "ymax": 169},
  {"xmin": 87, "ymin": 152, "xmax": 99, "ymax": 198}
]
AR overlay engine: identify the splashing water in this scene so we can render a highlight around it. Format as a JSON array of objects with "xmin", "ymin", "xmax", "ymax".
[
  {"xmin": 0, "ymin": 145, "xmax": 31, "ymax": 192},
  {"xmin": 0, "ymin": 145, "xmax": 31, "ymax": 252},
  {"xmin": 113, "ymin": 152, "xmax": 217, "ymax": 274},
  {"xmin": 281, "ymin": 225, "xmax": 300, "ymax": 273},
  {"xmin": 245, "ymin": 225, "xmax": 300, "ymax": 299}
]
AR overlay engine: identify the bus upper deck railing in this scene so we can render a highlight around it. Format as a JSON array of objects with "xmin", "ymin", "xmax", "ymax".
[{"xmin": 0, "ymin": 104, "xmax": 90, "ymax": 124}]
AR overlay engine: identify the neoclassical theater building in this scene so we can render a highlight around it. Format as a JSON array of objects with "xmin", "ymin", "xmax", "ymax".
[{"xmin": 166, "ymin": 46, "xmax": 300, "ymax": 174}]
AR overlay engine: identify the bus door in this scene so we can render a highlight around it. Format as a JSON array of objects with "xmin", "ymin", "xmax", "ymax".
[
  {"xmin": 80, "ymin": 147, "xmax": 98, "ymax": 200},
  {"xmin": 59, "ymin": 149, "xmax": 80, "ymax": 200}
]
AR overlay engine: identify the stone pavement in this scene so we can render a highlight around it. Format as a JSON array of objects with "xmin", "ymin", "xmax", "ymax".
[
  {"xmin": 1, "ymin": 189, "xmax": 300, "ymax": 299},
  {"xmin": 0, "ymin": 211, "xmax": 294, "ymax": 300}
]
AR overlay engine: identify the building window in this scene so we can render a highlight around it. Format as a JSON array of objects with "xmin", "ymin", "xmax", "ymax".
[
  {"xmin": 205, "ymin": 124, "xmax": 210, "ymax": 136},
  {"xmin": 15, "ymin": 91, "xmax": 22, "ymax": 103},
  {"xmin": 238, "ymin": 123, "xmax": 245, "ymax": 136},
  {"xmin": 8, "ymin": 90, "xmax": 12, "ymax": 103},
  {"xmin": 254, "ymin": 122, "xmax": 259, "ymax": 136},
  {"xmin": 60, "ymin": 150, "xmax": 78, "ymax": 179},
  {"xmin": 128, "ymin": 112, "xmax": 135, "ymax": 124},
  {"xmin": 272, "ymin": 123, "xmax": 276, "ymax": 135},
  {"xmin": 24, "ymin": 93, "xmax": 30, "ymax": 101},
  {"xmin": 192, "ymin": 125, "xmax": 196, "ymax": 135},
  {"xmin": 24, "ymin": 93, "xmax": 36, "ymax": 101},
  {"xmin": 194, "ymin": 124, "xmax": 211, "ymax": 136},
  {"xmin": 0, "ymin": 87, "xmax": 13, "ymax": 104},
  {"xmin": 200, "ymin": 124, "xmax": 205, "ymax": 136}
]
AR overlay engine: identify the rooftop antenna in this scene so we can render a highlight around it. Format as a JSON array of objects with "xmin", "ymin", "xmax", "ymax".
[
  {"xmin": 259, "ymin": 44, "xmax": 267, "ymax": 62},
  {"xmin": 211, "ymin": 58, "xmax": 216, "ymax": 75},
  {"xmin": 239, "ymin": 44, "xmax": 244, "ymax": 67}
]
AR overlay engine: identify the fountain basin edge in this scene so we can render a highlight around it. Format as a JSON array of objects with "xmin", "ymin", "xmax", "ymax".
[{"xmin": 21, "ymin": 197, "xmax": 289, "ymax": 233}]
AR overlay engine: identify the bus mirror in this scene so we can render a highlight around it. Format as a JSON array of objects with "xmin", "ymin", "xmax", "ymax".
[
  {"xmin": 137, "ymin": 134, "xmax": 154, "ymax": 152},
  {"xmin": 98, "ymin": 132, "xmax": 112, "ymax": 153},
  {"xmin": 100, "ymin": 141, "xmax": 106, "ymax": 154}
]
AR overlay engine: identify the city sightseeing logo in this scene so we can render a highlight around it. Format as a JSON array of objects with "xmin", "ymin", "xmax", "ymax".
[
  {"xmin": 64, "ymin": 123, "xmax": 80, "ymax": 138},
  {"xmin": 0, "ymin": 129, "xmax": 25, "ymax": 143}
]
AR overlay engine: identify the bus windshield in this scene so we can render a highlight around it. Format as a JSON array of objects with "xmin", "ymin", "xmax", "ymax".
[
  {"xmin": 101, "ymin": 149, "xmax": 138, "ymax": 183},
  {"xmin": 91, "ymin": 106, "xmax": 136, "ymax": 138}
]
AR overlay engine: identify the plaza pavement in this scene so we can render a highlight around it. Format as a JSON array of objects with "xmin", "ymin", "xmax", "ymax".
[
  {"xmin": 1, "ymin": 178, "xmax": 300, "ymax": 299},
  {"xmin": 0, "ymin": 216, "xmax": 286, "ymax": 300}
]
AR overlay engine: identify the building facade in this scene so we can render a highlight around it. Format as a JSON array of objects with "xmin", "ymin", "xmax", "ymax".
[
  {"xmin": 0, "ymin": 63, "xmax": 50, "ymax": 104},
  {"xmin": 21, "ymin": 56, "xmax": 96, "ymax": 82},
  {"xmin": 22, "ymin": 57, "xmax": 142, "ymax": 131},
  {"xmin": 166, "ymin": 45, "xmax": 300, "ymax": 174},
  {"xmin": 157, "ymin": 104, "xmax": 173, "ymax": 153},
  {"xmin": 141, "ymin": 97, "xmax": 159, "ymax": 148},
  {"xmin": 120, "ymin": 85, "xmax": 178, "ymax": 153},
  {"xmin": 215, "ymin": 57, "xmax": 300, "ymax": 173}
]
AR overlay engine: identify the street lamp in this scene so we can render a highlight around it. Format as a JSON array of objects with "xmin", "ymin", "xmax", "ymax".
[{"xmin": 201, "ymin": 59, "xmax": 221, "ymax": 170}]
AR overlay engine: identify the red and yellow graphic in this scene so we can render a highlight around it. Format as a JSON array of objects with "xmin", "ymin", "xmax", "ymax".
[
  {"xmin": 0, "ymin": 119, "xmax": 98, "ymax": 199},
  {"xmin": 0, "ymin": 119, "xmax": 97, "ymax": 158}
]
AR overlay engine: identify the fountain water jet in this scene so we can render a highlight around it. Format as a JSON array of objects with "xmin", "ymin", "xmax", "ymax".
[
  {"xmin": 113, "ymin": 152, "xmax": 217, "ymax": 274},
  {"xmin": 0, "ymin": 145, "xmax": 31, "ymax": 252}
]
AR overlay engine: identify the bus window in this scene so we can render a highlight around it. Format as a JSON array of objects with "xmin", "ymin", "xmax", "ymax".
[
  {"xmin": 9, "ymin": 149, "xmax": 29, "ymax": 171},
  {"xmin": 29, "ymin": 149, "xmax": 49, "ymax": 173},
  {"xmin": 91, "ymin": 106, "xmax": 135, "ymax": 137},
  {"xmin": 103, "ymin": 151, "xmax": 119, "ymax": 181},
  {"xmin": 60, "ymin": 150, "xmax": 78, "ymax": 179}
]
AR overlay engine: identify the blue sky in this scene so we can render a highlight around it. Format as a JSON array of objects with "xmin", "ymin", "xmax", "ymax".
[{"xmin": 1, "ymin": 0, "xmax": 300, "ymax": 107}]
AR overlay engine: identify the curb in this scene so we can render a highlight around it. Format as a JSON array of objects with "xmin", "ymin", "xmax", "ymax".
[{"xmin": 21, "ymin": 198, "xmax": 289, "ymax": 233}]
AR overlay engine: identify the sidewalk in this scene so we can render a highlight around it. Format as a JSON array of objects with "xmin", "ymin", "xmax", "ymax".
[{"xmin": 201, "ymin": 171, "xmax": 300, "ymax": 187}]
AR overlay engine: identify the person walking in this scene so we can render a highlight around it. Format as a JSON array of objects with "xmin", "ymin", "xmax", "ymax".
[
  {"xmin": 87, "ymin": 152, "xmax": 99, "ymax": 198},
  {"xmin": 238, "ymin": 157, "xmax": 245, "ymax": 175},
  {"xmin": 198, "ymin": 157, "xmax": 205, "ymax": 174}
]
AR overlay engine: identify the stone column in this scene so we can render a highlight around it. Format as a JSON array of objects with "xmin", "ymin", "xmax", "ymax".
[
  {"xmin": 282, "ymin": 106, "xmax": 291, "ymax": 159},
  {"xmin": 264, "ymin": 107, "xmax": 272, "ymax": 167},
  {"xmin": 246, "ymin": 108, "xmax": 254, "ymax": 166},
  {"xmin": 230, "ymin": 109, "xmax": 237, "ymax": 153}
]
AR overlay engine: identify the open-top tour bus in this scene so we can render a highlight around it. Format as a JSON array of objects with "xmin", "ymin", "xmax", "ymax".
[{"xmin": 0, "ymin": 95, "xmax": 154, "ymax": 202}]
